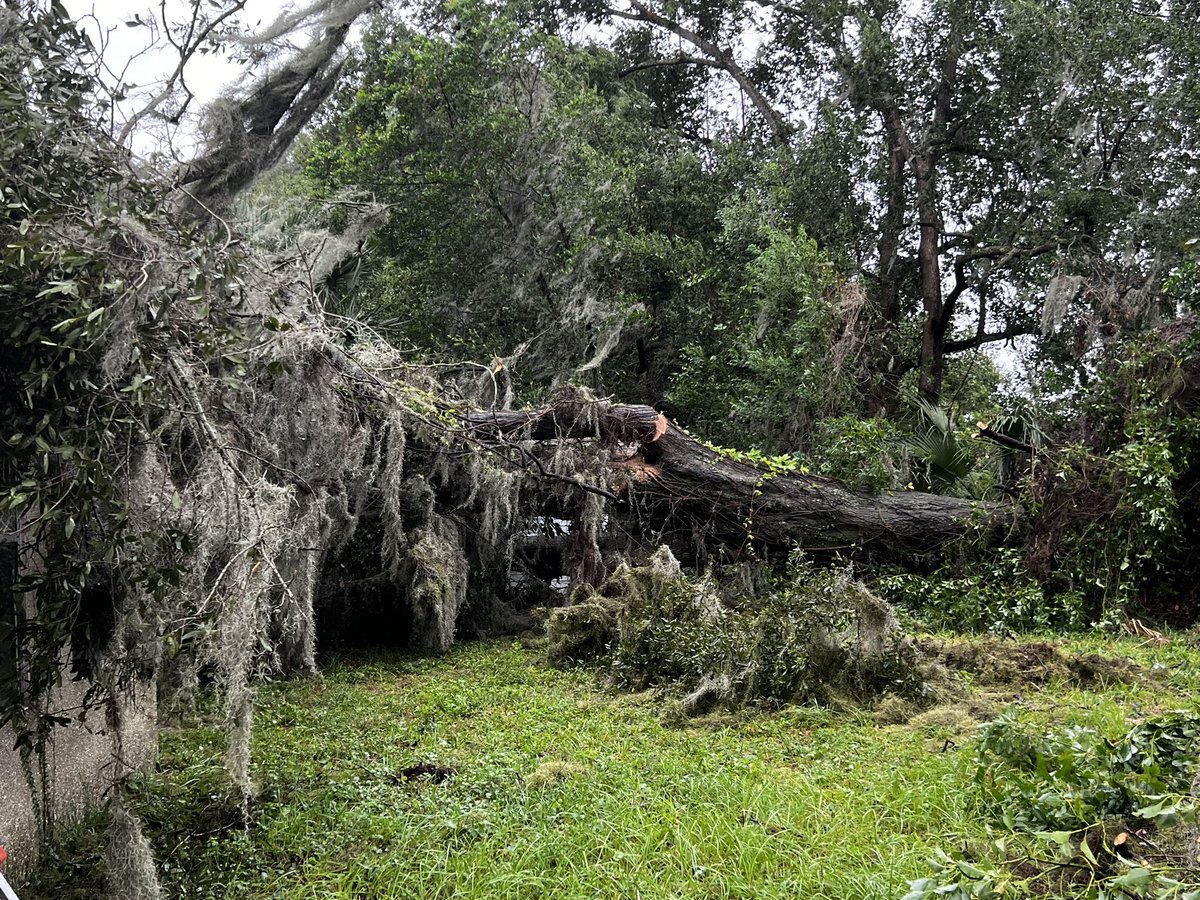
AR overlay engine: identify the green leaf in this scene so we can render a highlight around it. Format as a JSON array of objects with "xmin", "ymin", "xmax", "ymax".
[{"xmin": 1110, "ymin": 867, "xmax": 1153, "ymax": 890}]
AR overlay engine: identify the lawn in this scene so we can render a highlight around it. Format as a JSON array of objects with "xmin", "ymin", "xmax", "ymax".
[{"xmin": 23, "ymin": 633, "xmax": 1200, "ymax": 899}]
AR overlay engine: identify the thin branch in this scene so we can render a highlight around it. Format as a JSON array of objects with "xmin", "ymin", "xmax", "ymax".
[
  {"xmin": 514, "ymin": 443, "xmax": 619, "ymax": 502},
  {"xmin": 942, "ymin": 240, "xmax": 1060, "ymax": 332},
  {"xmin": 618, "ymin": 54, "xmax": 728, "ymax": 77},
  {"xmin": 173, "ymin": 185, "xmax": 235, "ymax": 251},
  {"xmin": 605, "ymin": 1, "xmax": 788, "ymax": 143},
  {"xmin": 116, "ymin": 0, "xmax": 251, "ymax": 147}
]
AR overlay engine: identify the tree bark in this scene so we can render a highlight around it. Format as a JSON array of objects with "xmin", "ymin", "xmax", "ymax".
[
  {"xmin": 868, "ymin": 105, "xmax": 911, "ymax": 417},
  {"xmin": 463, "ymin": 404, "xmax": 1013, "ymax": 562}
]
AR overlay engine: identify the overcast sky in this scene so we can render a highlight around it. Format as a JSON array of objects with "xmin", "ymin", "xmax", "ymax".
[{"xmin": 62, "ymin": 1, "xmax": 286, "ymax": 156}]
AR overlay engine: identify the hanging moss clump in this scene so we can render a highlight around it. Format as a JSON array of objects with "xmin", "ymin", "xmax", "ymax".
[
  {"xmin": 105, "ymin": 796, "xmax": 161, "ymax": 900},
  {"xmin": 405, "ymin": 515, "xmax": 471, "ymax": 651}
]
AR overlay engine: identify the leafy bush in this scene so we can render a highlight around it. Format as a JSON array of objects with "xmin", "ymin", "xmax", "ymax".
[
  {"xmin": 907, "ymin": 712, "xmax": 1200, "ymax": 900},
  {"xmin": 875, "ymin": 549, "xmax": 1086, "ymax": 634},
  {"xmin": 975, "ymin": 711, "xmax": 1200, "ymax": 832},
  {"xmin": 798, "ymin": 416, "xmax": 901, "ymax": 493},
  {"xmin": 1027, "ymin": 327, "xmax": 1200, "ymax": 624}
]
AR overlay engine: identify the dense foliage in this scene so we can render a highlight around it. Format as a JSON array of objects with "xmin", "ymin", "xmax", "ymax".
[
  {"xmin": 1027, "ymin": 325, "xmax": 1200, "ymax": 624},
  {"xmin": 908, "ymin": 711, "xmax": 1200, "ymax": 899},
  {"xmin": 0, "ymin": 4, "xmax": 244, "ymax": 742},
  {"xmin": 301, "ymin": 0, "xmax": 1200, "ymax": 422},
  {"xmin": 299, "ymin": 3, "xmax": 869, "ymax": 449}
]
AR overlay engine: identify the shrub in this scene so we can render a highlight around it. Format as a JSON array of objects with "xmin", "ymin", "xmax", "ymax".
[
  {"xmin": 1027, "ymin": 327, "xmax": 1200, "ymax": 625},
  {"xmin": 798, "ymin": 416, "xmax": 901, "ymax": 493},
  {"xmin": 875, "ymin": 549, "xmax": 1086, "ymax": 634},
  {"xmin": 975, "ymin": 711, "xmax": 1200, "ymax": 832},
  {"xmin": 907, "ymin": 711, "xmax": 1200, "ymax": 900}
]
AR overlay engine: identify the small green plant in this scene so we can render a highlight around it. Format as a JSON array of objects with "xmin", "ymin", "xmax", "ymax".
[
  {"xmin": 800, "ymin": 416, "xmax": 900, "ymax": 493},
  {"xmin": 907, "ymin": 399, "xmax": 977, "ymax": 495},
  {"xmin": 908, "ymin": 711, "xmax": 1200, "ymax": 900},
  {"xmin": 903, "ymin": 849, "xmax": 1009, "ymax": 900},
  {"xmin": 707, "ymin": 443, "xmax": 808, "ymax": 478}
]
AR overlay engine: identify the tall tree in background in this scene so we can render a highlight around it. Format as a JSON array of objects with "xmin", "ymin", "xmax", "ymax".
[
  {"xmin": 601, "ymin": 0, "xmax": 1200, "ymax": 407},
  {"xmin": 302, "ymin": 1, "xmax": 703, "ymax": 392},
  {"xmin": 299, "ymin": 0, "xmax": 861, "ymax": 448}
]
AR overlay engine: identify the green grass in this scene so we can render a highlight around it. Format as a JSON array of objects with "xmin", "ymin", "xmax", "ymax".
[{"xmin": 20, "ymin": 633, "xmax": 1200, "ymax": 899}]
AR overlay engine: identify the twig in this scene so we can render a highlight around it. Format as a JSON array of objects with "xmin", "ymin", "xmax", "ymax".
[
  {"xmin": 976, "ymin": 421, "xmax": 1034, "ymax": 454},
  {"xmin": 513, "ymin": 442, "xmax": 619, "ymax": 502},
  {"xmin": 173, "ymin": 185, "xmax": 235, "ymax": 252}
]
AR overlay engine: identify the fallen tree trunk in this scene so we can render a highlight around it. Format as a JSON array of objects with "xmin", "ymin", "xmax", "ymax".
[{"xmin": 463, "ymin": 403, "xmax": 1015, "ymax": 563}]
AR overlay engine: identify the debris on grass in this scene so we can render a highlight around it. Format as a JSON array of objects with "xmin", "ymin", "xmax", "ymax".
[
  {"xmin": 917, "ymin": 638, "xmax": 1144, "ymax": 688},
  {"xmin": 908, "ymin": 701, "xmax": 995, "ymax": 735},
  {"xmin": 517, "ymin": 631, "xmax": 549, "ymax": 651},
  {"xmin": 679, "ymin": 674, "xmax": 734, "ymax": 717},
  {"xmin": 398, "ymin": 763, "xmax": 456, "ymax": 783},
  {"xmin": 549, "ymin": 546, "xmax": 924, "ymax": 717},
  {"xmin": 873, "ymin": 695, "xmax": 918, "ymax": 725},
  {"xmin": 524, "ymin": 760, "xmax": 590, "ymax": 789},
  {"xmin": 544, "ymin": 594, "xmax": 622, "ymax": 665}
]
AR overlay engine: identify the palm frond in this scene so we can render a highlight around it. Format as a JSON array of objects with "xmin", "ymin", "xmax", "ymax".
[{"xmin": 907, "ymin": 398, "xmax": 976, "ymax": 492}]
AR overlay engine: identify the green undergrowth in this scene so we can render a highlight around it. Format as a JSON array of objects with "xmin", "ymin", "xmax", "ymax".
[{"xmin": 20, "ymin": 633, "xmax": 1200, "ymax": 900}]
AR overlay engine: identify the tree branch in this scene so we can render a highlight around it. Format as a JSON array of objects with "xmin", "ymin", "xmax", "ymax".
[
  {"xmin": 943, "ymin": 320, "xmax": 1039, "ymax": 354},
  {"xmin": 116, "ymin": 0, "xmax": 250, "ymax": 147},
  {"xmin": 941, "ymin": 241, "xmax": 1060, "ymax": 334},
  {"xmin": 975, "ymin": 422, "xmax": 1034, "ymax": 454},
  {"xmin": 605, "ymin": 1, "xmax": 788, "ymax": 143},
  {"xmin": 618, "ymin": 54, "xmax": 727, "ymax": 78}
]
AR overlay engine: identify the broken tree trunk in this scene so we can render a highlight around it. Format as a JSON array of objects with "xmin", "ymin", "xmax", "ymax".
[{"xmin": 463, "ymin": 403, "xmax": 1014, "ymax": 563}]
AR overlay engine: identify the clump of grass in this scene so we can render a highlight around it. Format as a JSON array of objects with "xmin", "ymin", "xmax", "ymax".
[
  {"xmin": 908, "ymin": 703, "xmax": 990, "ymax": 735},
  {"xmin": 524, "ymin": 760, "xmax": 590, "ymax": 788},
  {"xmin": 873, "ymin": 695, "xmax": 917, "ymax": 725}
]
